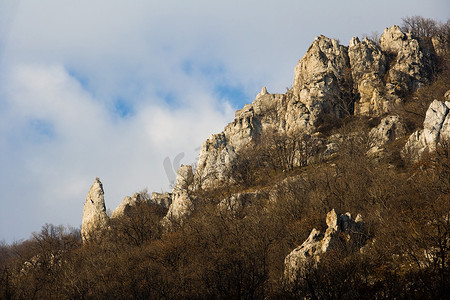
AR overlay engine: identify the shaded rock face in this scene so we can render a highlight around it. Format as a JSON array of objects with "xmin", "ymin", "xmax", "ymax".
[
  {"xmin": 81, "ymin": 178, "xmax": 109, "ymax": 241},
  {"xmin": 403, "ymin": 99, "xmax": 450, "ymax": 161},
  {"xmin": 284, "ymin": 209, "xmax": 364, "ymax": 286},
  {"xmin": 369, "ymin": 115, "xmax": 407, "ymax": 148}
]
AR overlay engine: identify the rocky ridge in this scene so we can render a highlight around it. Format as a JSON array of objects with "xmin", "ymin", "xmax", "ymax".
[{"xmin": 194, "ymin": 25, "xmax": 434, "ymax": 192}]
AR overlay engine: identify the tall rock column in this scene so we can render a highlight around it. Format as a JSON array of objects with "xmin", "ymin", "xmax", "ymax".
[{"xmin": 81, "ymin": 177, "xmax": 109, "ymax": 241}]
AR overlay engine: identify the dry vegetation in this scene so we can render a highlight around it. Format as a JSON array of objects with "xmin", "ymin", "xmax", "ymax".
[{"xmin": 0, "ymin": 16, "xmax": 449, "ymax": 299}]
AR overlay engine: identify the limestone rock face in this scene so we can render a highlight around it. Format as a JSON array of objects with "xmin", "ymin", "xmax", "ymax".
[
  {"xmin": 293, "ymin": 35, "xmax": 351, "ymax": 123},
  {"xmin": 380, "ymin": 25, "xmax": 432, "ymax": 93},
  {"xmin": 369, "ymin": 115, "xmax": 406, "ymax": 148},
  {"xmin": 284, "ymin": 209, "xmax": 364, "ymax": 286},
  {"xmin": 349, "ymin": 37, "xmax": 388, "ymax": 115},
  {"xmin": 165, "ymin": 190, "xmax": 194, "ymax": 221},
  {"xmin": 81, "ymin": 178, "xmax": 109, "ymax": 241},
  {"xmin": 403, "ymin": 100, "xmax": 450, "ymax": 161}
]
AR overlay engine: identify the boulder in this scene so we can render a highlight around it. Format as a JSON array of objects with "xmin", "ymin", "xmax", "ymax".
[{"xmin": 81, "ymin": 178, "xmax": 109, "ymax": 241}]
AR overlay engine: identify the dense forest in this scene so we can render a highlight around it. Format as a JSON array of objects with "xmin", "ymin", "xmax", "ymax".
[{"xmin": 1, "ymin": 16, "xmax": 449, "ymax": 299}]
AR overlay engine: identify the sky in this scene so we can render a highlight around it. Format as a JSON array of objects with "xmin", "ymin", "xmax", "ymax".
[{"xmin": 0, "ymin": 0, "xmax": 448, "ymax": 243}]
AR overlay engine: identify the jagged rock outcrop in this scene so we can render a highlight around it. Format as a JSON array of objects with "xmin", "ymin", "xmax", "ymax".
[
  {"xmin": 111, "ymin": 195, "xmax": 137, "ymax": 219},
  {"xmin": 369, "ymin": 115, "xmax": 407, "ymax": 148},
  {"xmin": 195, "ymin": 36, "xmax": 354, "ymax": 189},
  {"xmin": 349, "ymin": 37, "xmax": 388, "ymax": 115},
  {"xmin": 380, "ymin": 25, "xmax": 433, "ymax": 94},
  {"xmin": 293, "ymin": 35, "xmax": 351, "ymax": 122},
  {"xmin": 432, "ymin": 34, "xmax": 449, "ymax": 56},
  {"xmin": 284, "ymin": 209, "xmax": 364, "ymax": 286},
  {"xmin": 83, "ymin": 24, "xmax": 440, "ymax": 232},
  {"xmin": 81, "ymin": 178, "xmax": 109, "ymax": 241},
  {"xmin": 349, "ymin": 25, "xmax": 434, "ymax": 116},
  {"xmin": 403, "ymin": 99, "xmax": 450, "ymax": 161}
]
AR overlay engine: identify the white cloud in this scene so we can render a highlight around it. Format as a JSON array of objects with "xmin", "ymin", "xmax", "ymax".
[
  {"xmin": 0, "ymin": 0, "xmax": 448, "ymax": 242},
  {"xmin": 0, "ymin": 62, "xmax": 233, "ymax": 242}
]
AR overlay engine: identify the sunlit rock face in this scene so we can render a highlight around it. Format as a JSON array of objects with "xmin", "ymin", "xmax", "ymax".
[
  {"xmin": 348, "ymin": 25, "xmax": 434, "ymax": 116},
  {"xmin": 81, "ymin": 177, "xmax": 109, "ymax": 241}
]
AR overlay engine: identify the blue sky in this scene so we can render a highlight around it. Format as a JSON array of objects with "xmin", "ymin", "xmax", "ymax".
[{"xmin": 0, "ymin": 0, "xmax": 448, "ymax": 243}]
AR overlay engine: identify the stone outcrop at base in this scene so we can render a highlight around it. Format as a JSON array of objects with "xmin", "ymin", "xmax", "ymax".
[{"xmin": 284, "ymin": 209, "xmax": 365, "ymax": 286}]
